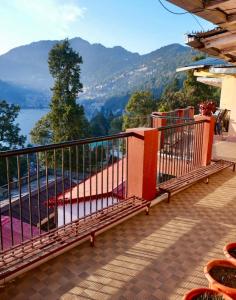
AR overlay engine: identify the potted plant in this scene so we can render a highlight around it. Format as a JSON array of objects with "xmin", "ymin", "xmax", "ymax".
[
  {"xmin": 183, "ymin": 287, "xmax": 233, "ymax": 299},
  {"xmin": 224, "ymin": 243, "xmax": 236, "ymax": 266},
  {"xmin": 199, "ymin": 101, "xmax": 217, "ymax": 116},
  {"xmin": 204, "ymin": 259, "xmax": 236, "ymax": 297}
]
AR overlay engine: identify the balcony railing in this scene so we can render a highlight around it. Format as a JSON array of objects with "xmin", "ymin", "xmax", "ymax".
[
  {"xmin": 156, "ymin": 120, "xmax": 205, "ymax": 185},
  {"xmin": 0, "ymin": 133, "xmax": 132, "ymax": 252}
]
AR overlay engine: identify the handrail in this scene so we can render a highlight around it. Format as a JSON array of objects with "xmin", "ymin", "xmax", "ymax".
[
  {"xmin": 0, "ymin": 132, "xmax": 138, "ymax": 157},
  {"xmin": 151, "ymin": 115, "xmax": 193, "ymax": 120},
  {"xmin": 157, "ymin": 119, "xmax": 207, "ymax": 131}
]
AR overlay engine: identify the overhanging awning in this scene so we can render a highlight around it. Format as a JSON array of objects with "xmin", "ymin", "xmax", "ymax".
[{"xmin": 167, "ymin": 0, "xmax": 236, "ymax": 64}]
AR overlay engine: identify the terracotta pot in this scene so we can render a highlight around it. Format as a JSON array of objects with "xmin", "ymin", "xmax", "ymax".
[
  {"xmin": 224, "ymin": 243, "xmax": 236, "ymax": 266},
  {"xmin": 204, "ymin": 259, "xmax": 236, "ymax": 297},
  {"xmin": 183, "ymin": 287, "xmax": 233, "ymax": 299}
]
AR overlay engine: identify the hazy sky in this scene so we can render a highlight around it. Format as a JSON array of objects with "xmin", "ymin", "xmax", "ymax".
[{"xmin": 0, "ymin": 0, "xmax": 214, "ymax": 55}]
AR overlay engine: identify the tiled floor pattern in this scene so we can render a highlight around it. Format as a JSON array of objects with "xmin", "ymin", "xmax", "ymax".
[
  {"xmin": 213, "ymin": 139, "xmax": 236, "ymax": 162},
  {"xmin": 1, "ymin": 167, "xmax": 236, "ymax": 299}
]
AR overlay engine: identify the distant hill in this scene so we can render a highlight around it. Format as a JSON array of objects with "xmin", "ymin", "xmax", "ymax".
[
  {"xmin": 0, "ymin": 80, "xmax": 49, "ymax": 108},
  {"xmin": 0, "ymin": 38, "xmax": 197, "ymax": 115}
]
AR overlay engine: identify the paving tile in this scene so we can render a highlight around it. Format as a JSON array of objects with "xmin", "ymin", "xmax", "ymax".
[{"xmin": 1, "ymin": 157, "xmax": 236, "ymax": 299}]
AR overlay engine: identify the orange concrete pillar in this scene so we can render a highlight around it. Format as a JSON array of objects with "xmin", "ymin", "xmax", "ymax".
[
  {"xmin": 152, "ymin": 112, "xmax": 167, "ymax": 148},
  {"xmin": 151, "ymin": 112, "xmax": 167, "ymax": 128},
  {"xmin": 194, "ymin": 116, "xmax": 215, "ymax": 166},
  {"xmin": 188, "ymin": 106, "xmax": 195, "ymax": 119},
  {"xmin": 126, "ymin": 128, "xmax": 158, "ymax": 200}
]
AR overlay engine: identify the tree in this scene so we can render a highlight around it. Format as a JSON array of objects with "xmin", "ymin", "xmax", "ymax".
[
  {"xmin": 31, "ymin": 39, "xmax": 90, "ymax": 145},
  {"xmin": 90, "ymin": 112, "xmax": 109, "ymax": 137},
  {"xmin": 123, "ymin": 91, "xmax": 157, "ymax": 130},
  {"xmin": 0, "ymin": 100, "xmax": 26, "ymax": 150},
  {"xmin": 159, "ymin": 78, "xmax": 186, "ymax": 111},
  {"xmin": 30, "ymin": 114, "xmax": 52, "ymax": 145},
  {"xmin": 158, "ymin": 56, "xmax": 221, "ymax": 112},
  {"xmin": 48, "ymin": 39, "xmax": 89, "ymax": 142},
  {"xmin": 183, "ymin": 68, "xmax": 220, "ymax": 111},
  {"xmin": 0, "ymin": 100, "xmax": 26, "ymax": 185},
  {"xmin": 109, "ymin": 116, "xmax": 123, "ymax": 135}
]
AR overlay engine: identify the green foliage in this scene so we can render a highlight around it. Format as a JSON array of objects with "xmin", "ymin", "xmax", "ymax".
[
  {"xmin": 0, "ymin": 100, "xmax": 26, "ymax": 186},
  {"xmin": 123, "ymin": 91, "xmax": 157, "ymax": 130},
  {"xmin": 159, "ymin": 78, "xmax": 187, "ymax": 111},
  {"xmin": 48, "ymin": 39, "xmax": 89, "ymax": 142},
  {"xmin": 90, "ymin": 112, "xmax": 109, "ymax": 137},
  {"xmin": 31, "ymin": 39, "xmax": 90, "ymax": 145},
  {"xmin": 183, "ymin": 69, "xmax": 220, "ymax": 112},
  {"xmin": 158, "ymin": 56, "xmax": 220, "ymax": 112},
  {"xmin": 109, "ymin": 116, "xmax": 123, "ymax": 135},
  {"xmin": 0, "ymin": 100, "xmax": 26, "ymax": 150},
  {"xmin": 30, "ymin": 114, "xmax": 52, "ymax": 145}
]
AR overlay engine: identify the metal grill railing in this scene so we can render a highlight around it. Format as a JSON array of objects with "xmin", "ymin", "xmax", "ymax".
[
  {"xmin": 157, "ymin": 120, "xmax": 205, "ymax": 185},
  {"xmin": 0, "ymin": 133, "xmax": 131, "ymax": 251}
]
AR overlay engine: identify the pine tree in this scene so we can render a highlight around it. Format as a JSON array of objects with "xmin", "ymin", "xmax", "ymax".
[
  {"xmin": 48, "ymin": 39, "xmax": 89, "ymax": 142},
  {"xmin": 123, "ymin": 91, "xmax": 157, "ymax": 130}
]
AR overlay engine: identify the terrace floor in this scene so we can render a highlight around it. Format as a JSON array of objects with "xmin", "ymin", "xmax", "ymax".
[{"xmin": 1, "ymin": 142, "xmax": 236, "ymax": 299}]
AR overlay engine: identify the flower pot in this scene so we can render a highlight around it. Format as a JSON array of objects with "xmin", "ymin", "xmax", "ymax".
[
  {"xmin": 183, "ymin": 287, "xmax": 233, "ymax": 299},
  {"xmin": 224, "ymin": 243, "xmax": 236, "ymax": 266},
  {"xmin": 204, "ymin": 259, "xmax": 236, "ymax": 298}
]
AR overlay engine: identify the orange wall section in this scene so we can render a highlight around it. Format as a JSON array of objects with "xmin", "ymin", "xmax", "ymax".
[{"xmin": 126, "ymin": 128, "xmax": 158, "ymax": 201}]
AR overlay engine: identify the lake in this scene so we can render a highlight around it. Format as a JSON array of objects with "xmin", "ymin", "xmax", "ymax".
[{"xmin": 16, "ymin": 108, "xmax": 49, "ymax": 144}]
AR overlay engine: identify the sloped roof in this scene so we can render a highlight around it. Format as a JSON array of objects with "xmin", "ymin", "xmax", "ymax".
[
  {"xmin": 176, "ymin": 57, "xmax": 233, "ymax": 72},
  {"xmin": 167, "ymin": 0, "xmax": 236, "ymax": 63}
]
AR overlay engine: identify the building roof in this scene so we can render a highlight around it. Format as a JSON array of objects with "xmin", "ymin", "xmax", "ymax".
[
  {"xmin": 1, "ymin": 178, "xmax": 75, "ymax": 227},
  {"xmin": 1, "ymin": 216, "xmax": 41, "ymax": 250},
  {"xmin": 176, "ymin": 57, "xmax": 232, "ymax": 72},
  {"xmin": 49, "ymin": 159, "xmax": 126, "ymax": 206},
  {"xmin": 167, "ymin": 0, "xmax": 236, "ymax": 63}
]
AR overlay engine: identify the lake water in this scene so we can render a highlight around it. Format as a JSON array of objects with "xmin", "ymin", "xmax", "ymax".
[{"xmin": 16, "ymin": 108, "xmax": 49, "ymax": 144}]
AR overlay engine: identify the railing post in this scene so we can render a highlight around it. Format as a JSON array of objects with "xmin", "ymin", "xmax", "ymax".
[
  {"xmin": 152, "ymin": 112, "xmax": 167, "ymax": 148},
  {"xmin": 194, "ymin": 116, "xmax": 215, "ymax": 166},
  {"xmin": 188, "ymin": 106, "xmax": 195, "ymax": 119},
  {"xmin": 126, "ymin": 128, "xmax": 158, "ymax": 200}
]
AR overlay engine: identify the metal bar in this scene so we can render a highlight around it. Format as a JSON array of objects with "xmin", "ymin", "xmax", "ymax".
[
  {"xmin": 61, "ymin": 148, "xmax": 65, "ymax": 226},
  {"xmin": 6, "ymin": 157, "xmax": 14, "ymax": 246},
  {"xmin": 106, "ymin": 141, "xmax": 109, "ymax": 209},
  {"xmin": 27, "ymin": 154, "xmax": 33, "ymax": 238},
  {"xmin": 76, "ymin": 145, "xmax": 79, "ymax": 220},
  {"xmin": 53, "ymin": 149, "xmax": 58, "ymax": 228},
  {"xmin": 45, "ymin": 151, "xmax": 49, "ymax": 232},
  {"xmin": 157, "ymin": 120, "xmax": 207, "ymax": 131},
  {"xmin": 89, "ymin": 144, "xmax": 92, "ymax": 215},
  {"xmin": 126, "ymin": 137, "xmax": 128, "ymax": 198},
  {"xmin": 101, "ymin": 141, "xmax": 104, "ymax": 210},
  {"xmin": 0, "ymin": 132, "xmax": 135, "ymax": 158},
  {"xmin": 83, "ymin": 144, "xmax": 86, "ymax": 218},
  {"xmin": 17, "ymin": 155, "xmax": 23, "ymax": 243},
  {"xmin": 36, "ymin": 153, "xmax": 41, "ymax": 235},
  {"xmin": 95, "ymin": 142, "xmax": 98, "ymax": 213},
  {"xmin": 121, "ymin": 138, "xmax": 124, "ymax": 198},
  {"xmin": 111, "ymin": 139, "xmax": 114, "ymax": 206},
  {"xmin": 69, "ymin": 147, "xmax": 72, "ymax": 224}
]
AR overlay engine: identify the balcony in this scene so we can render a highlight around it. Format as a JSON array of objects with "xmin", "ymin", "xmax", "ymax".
[{"xmin": 0, "ymin": 110, "xmax": 236, "ymax": 299}]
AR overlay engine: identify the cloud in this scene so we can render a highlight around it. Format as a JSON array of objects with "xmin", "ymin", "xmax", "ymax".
[{"xmin": 12, "ymin": 0, "xmax": 86, "ymax": 33}]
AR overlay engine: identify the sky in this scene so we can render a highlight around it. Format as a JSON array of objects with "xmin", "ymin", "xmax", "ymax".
[{"xmin": 0, "ymin": 0, "xmax": 215, "ymax": 55}]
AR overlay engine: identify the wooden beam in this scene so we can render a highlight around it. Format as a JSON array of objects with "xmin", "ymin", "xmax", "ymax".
[
  {"xmin": 204, "ymin": 0, "xmax": 231, "ymax": 9},
  {"xmin": 221, "ymin": 45, "xmax": 236, "ymax": 54},
  {"xmin": 204, "ymin": 33, "xmax": 236, "ymax": 48},
  {"xmin": 227, "ymin": 14, "xmax": 236, "ymax": 24}
]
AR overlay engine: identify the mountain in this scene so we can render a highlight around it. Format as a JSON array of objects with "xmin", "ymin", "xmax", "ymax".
[
  {"xmin": 0, "ymin": 38, "xmax": 197, "ymax": 115},
  {"xmin": 0, "ymin": 80, "xmax": 49, "ymax": 107}
]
